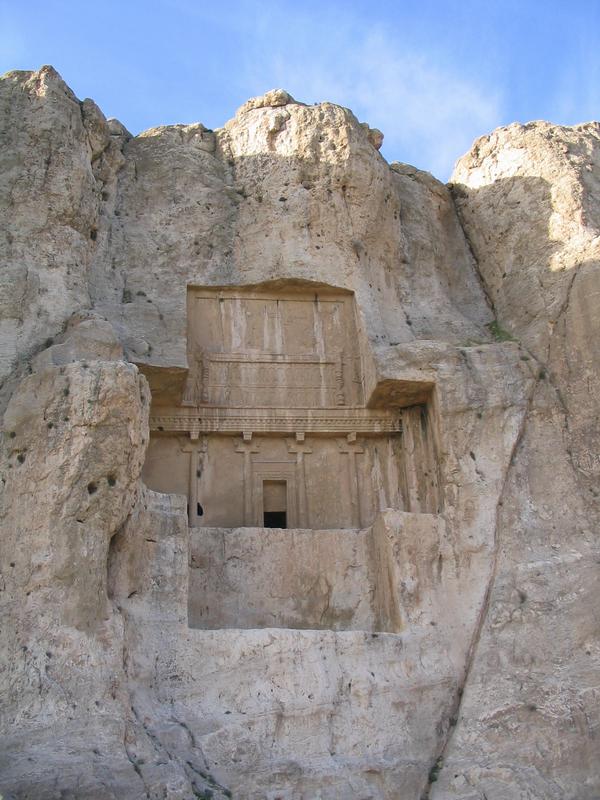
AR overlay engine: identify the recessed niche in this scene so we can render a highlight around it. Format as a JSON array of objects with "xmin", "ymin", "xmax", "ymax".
[
  {"xmin": 263, "ymin": 480, "xmax": 287, "ymax": 528},
  {"xmin": 139, "ymin": 282, "xmax": 442, "ymax": 631}
]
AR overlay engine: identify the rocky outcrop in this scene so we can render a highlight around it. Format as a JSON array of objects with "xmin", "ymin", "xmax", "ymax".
[
  {"xmin": 430, "ymin": 122, "xmax": 600, "ymax": 800},
  {"xmin": 0, "ymin": 316, "xmax": 149, "ymax": 798},
  {"xmin": 0, "ymin": 67, "xmax": 127, "ymax": 409},
  {"xmin": 0, "ymin": 66, "xmax": 598, "ymax": 799}
]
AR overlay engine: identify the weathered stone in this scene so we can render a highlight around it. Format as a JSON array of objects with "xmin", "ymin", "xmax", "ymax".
[
  {"xmin": 361, "ymin": 121, "xmax": 385, "ymax": 149},
  {"xmin": 429, "ymin": 121, "xmax": 600, "ymax": 800},
  {"xmin": 31, "ymin": 312, "xmax": 123, "ymax": 371},
  {"xmin": 237, "ymin": 88, "xmax": 299, "ymax": 114},
  {"xmin": 0, "ymin": 66, "xmax": 598, "ymax": 800},
  {"xmin": 0, "ymin": 356, "xmax": 149, "ymax": 799}
]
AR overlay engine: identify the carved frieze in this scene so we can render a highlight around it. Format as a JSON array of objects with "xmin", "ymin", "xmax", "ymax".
[{"xmin": 150, "ymin": 406, "xmax": 402, "ymax": 435}]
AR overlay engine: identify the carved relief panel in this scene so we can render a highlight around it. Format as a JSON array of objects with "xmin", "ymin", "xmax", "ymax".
[{"xmin": 182, "ymin": 286, "xmax": 364, "ymax": 408}]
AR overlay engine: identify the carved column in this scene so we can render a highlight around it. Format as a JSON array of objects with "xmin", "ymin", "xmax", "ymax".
[
  {"xmin": 234, "ymin": 433, "xmax": 260, "ymax": 525},
  {"xmin": 286, "ymin": 433, "xmax": 313, "ymax": 528},
  {"xmin": 179, "ymin": 431, "xmax": 206, "ymax": 527},
  {"xmin": 337, "ymin": 433, "xmax": 365, "ymax": 527}
]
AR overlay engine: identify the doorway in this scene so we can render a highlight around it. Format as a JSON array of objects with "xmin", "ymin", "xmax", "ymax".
[{"xmin": 263, "ymin": 480, "xmax": 287, "ymax": 528}]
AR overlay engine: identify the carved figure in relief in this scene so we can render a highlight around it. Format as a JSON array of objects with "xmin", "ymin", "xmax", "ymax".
[{"xmin": 182, "ymin": 351, "xmax": 207, "ymax": 406}]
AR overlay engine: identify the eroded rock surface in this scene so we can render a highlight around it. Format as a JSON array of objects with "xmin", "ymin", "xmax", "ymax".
[
  {"xmin": 0, "ymin": 67, "xmax": 598, "ymax": 799},
  {"xmin": 431, "ymin": 122, "xmax": 600, "ymax": 800}
]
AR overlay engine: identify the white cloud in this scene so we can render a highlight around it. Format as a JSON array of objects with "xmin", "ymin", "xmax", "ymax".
[
  {"xmin": 551, "ymin": 48, "xmax": 600, "ymax": 126},
  {"xmin": 233, "ymin": 6, "xmax": 503, "ymax": 179}
]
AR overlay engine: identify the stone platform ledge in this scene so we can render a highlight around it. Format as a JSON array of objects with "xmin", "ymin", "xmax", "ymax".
[{"xmin": 188, "ymin": 511, "xmax": 445, "ymax": 633}]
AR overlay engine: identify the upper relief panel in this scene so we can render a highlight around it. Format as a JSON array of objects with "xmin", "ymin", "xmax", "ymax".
[{"xmin": 183, "ymin": 285, "xmax": 364, "ymax": 409}]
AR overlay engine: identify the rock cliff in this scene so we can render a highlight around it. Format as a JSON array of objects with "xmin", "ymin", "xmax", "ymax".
[{"xmin": 0, "ymin": 66, "xmax": 598, "ymax": 799}]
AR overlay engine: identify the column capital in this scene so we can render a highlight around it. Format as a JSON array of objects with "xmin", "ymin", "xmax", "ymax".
[
  {"xmin": 234, "ymin": 438, "xmax": 261, "ymax": 455},
  {"xmin": 286, "ymin": 437, "xmax": 312, "ymax": 455},
  {"xmin": 336, "ymin": 436, "xmax": 364, "ymax": 454},
  {"xmin": 178, "ymin": 434, "xmax": 207, "ymax": 453}
]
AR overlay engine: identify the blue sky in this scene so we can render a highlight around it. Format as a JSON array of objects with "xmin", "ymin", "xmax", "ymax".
[{"xmin": 2, "ymin": 0, "xmax": 599, "ymax": 179}]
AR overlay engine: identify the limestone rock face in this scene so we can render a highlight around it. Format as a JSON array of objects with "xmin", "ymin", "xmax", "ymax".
[
  {"xmin": 432, "ymin": 122, "xmax": 600, "ymax": 800},
  {"xmin": 0, "ymin": 67, "xmax": 127, "ymax": 407},
  {"xmin": 0, "ymin": 329, "xmax": 149, "ymax": 797},
  {"xmin": 0, "ymin": 66, "xmax": 598, "ymax": 799}
]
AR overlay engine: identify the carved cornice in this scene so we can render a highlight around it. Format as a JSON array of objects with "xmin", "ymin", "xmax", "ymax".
[{"xmin": 150, "ymin": 406, "xmax": 402, "ymax": 435}]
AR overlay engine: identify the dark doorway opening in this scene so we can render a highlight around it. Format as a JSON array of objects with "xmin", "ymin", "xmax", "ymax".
[
  {"xmin": 263, "ymin": 480, "xmax": 287, "ymax": 528},
  {"xmin": 264, "ymin": 510, "xmax": 287, "ymax": 528}
]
